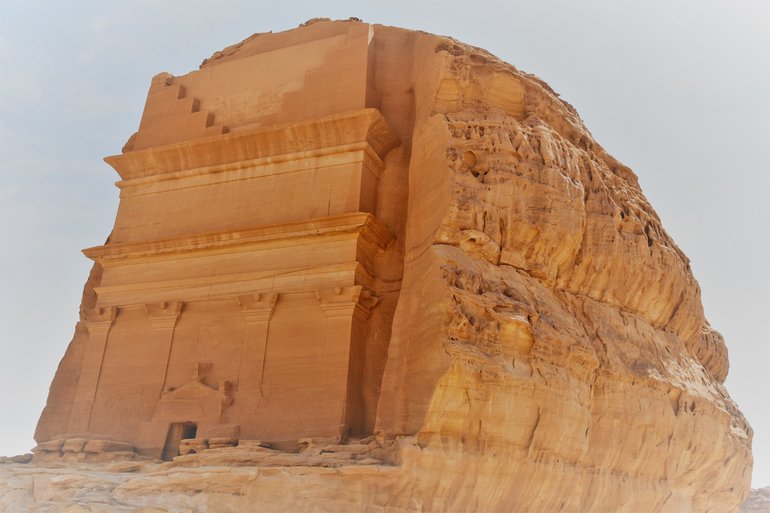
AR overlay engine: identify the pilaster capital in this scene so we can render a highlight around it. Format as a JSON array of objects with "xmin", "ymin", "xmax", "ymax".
[
  {"xmin": 145, "ymin": 300, "xmax": 183, "ymax": 330},
  {"xmin": 237, "ymin": 292, "xmax": 278, "ymax": 323},
  {"xmin": 83, "ymin": 306, "xmax": 117, "ymax": 332},
  {"xmin": 316, "ymin": 286, "xmax": 379, "ymax": 319}
]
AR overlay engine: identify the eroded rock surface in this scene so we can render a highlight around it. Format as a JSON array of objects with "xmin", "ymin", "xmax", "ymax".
[{"xmin": 4, "ymin": 19, "xmax": 752, "ymax": 513}]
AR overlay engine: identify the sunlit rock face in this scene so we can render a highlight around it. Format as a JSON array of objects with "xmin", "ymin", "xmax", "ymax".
[{"xmin": 11, "ymin": 19, "xmax": 751, "ymax": 513}]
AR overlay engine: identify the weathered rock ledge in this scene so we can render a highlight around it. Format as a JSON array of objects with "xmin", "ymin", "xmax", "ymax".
[{"xmin": 1, "ymin": 438, "xmax": 400, "ymax": 513}]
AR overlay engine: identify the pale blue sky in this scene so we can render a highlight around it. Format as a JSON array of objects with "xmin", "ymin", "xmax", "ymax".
[{"xmin": 0, "ymin": 0, "xmax": 768, "ymax": 487}]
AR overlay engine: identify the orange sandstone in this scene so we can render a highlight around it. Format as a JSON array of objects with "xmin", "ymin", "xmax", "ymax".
[{"xmin": 16, "ymin": 19, "xmax": 751, "ymax": 513}]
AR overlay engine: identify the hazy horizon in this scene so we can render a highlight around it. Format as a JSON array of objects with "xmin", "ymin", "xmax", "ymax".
[{"xmin": 1, "ymin": 0, "xmax": 768, "ymax": 488}]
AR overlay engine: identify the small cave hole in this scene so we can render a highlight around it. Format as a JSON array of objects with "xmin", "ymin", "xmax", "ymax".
[
  {"xmin": 644, "ymin": 223, "xmax": 654, "ymax": 247},
  {"xmin": 463, "ymin": 150, "xmax": 478, "ymax": 169}
]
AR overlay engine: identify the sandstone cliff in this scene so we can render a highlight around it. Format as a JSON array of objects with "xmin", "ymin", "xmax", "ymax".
[{"xmin": 2, "ymin": 19, "xmax": 752, "ymax": 513}]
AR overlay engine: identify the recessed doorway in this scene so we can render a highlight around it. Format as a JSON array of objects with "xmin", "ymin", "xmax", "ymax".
[{"xmin": 161, "ymin": 421, "xmax": 198, "ymax": 461}]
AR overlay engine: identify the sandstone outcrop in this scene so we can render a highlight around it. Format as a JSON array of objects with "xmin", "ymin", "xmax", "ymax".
[{"xmin": 3, "ymin": 19, "xmax": 751, "ymax": 513}]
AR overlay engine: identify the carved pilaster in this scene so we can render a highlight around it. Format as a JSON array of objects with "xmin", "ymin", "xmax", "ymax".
[
  {"xmin": 314, "ymin": 286, "xmax": 378, "ymax": 439},
  {"xmin": 237, "ymin": 293, "xmax": 277, "ymax": 323},
  {"xmin": 145, "ymin": 301, "xmax": 183, "ymax": 396},
  {"xmin": 84, "ymin": 305, "xmax": 117, "ymax": 331},
  {"xmin": 315, "ymin": 286, "xmax": 379, "ymax": 320},
  {"xmin": 69, "ymin": 306, "xmax": 118, "ymax": 433},
  {"xmin": 237, "ymin": 293, "xmax": 278, "ymax": 401},
  {"xmin": 145, "ymin": 301, "xmax": 183, "ymax": 330}
]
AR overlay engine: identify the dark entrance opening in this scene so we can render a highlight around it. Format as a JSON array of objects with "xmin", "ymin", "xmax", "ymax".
[{"xmin": 161, "ymin": 421, "xmax": 198, "ymax": 461}]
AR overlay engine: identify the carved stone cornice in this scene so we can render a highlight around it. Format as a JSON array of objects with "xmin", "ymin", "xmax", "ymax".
[
  {"xmin": 83, "ymin": 213, "xmax": 393, "ymax": 264},
  {"xmin": 144, "ymin": 301, "xmax": 183, "ymax": 329},
  {"xmin": 104, "ymin": 108, "xmax": 399, "ymax": 182}
]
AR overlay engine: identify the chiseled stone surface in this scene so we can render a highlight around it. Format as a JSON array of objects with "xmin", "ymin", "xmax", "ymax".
[{"xmin": 3, "ymin": 18, "xmax": 751, "ymax": 513}]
